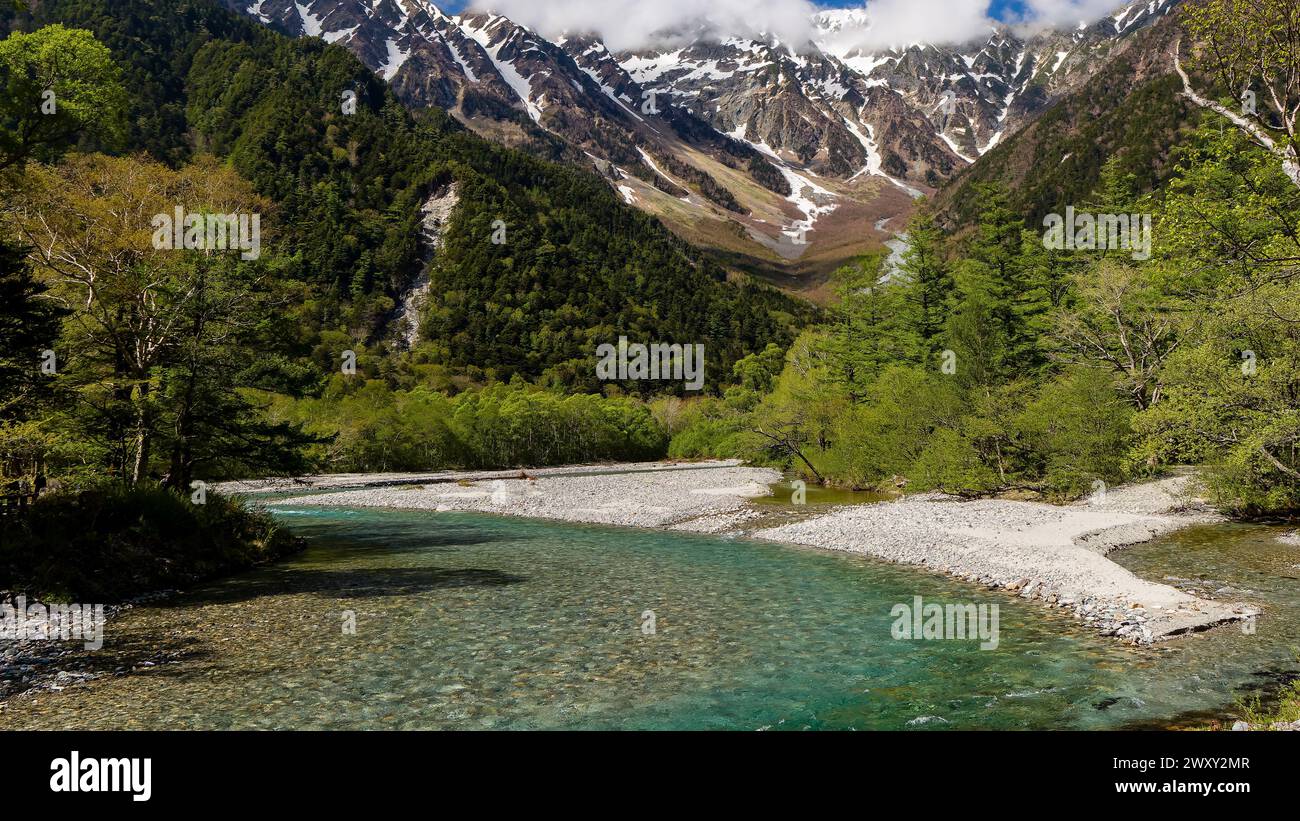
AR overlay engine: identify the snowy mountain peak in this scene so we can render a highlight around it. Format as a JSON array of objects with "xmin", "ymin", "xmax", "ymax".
[{"xmin": 227, "ymin": 0, "xmax": 1183, "ymax": 273}]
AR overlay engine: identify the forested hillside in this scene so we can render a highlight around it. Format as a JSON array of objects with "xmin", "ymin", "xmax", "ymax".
[
  {"xmin": 4, "ymin": 0, "xmax": 1299, "ymax": 518},
  {"xmin": 0, "ymin": 0, "xmax": 820, "ymax": 601},
  {"xmin": 2, "ymin": 0, "xmax": 808, "ymax": 388}
]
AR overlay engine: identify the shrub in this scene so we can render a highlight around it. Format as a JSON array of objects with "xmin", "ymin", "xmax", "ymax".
[{"xmin": 0, "ymin": 484, "xmax": 302, "ymax": 601}]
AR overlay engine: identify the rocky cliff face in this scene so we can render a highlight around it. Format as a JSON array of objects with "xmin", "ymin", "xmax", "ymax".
[
  {"xmin": 236, "ymin": 1, "xmax": 1179, "ymax": 182},
  {"xmin": 394, "ymin": 180, "xmax": 460, "ymax": 349},
  {"xmin": 229, "ymin": 0, "xmax": 1182, "ymax": 281},
  {"xmin": 813, "ymin": 0, "xmax": 1182, "ymax": 163}
]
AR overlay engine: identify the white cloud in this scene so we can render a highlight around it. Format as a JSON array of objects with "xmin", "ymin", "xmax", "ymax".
[
  {"xmin": 472, "ymin": 1, "xmax": 1127, "ymax": 52},
  {"xmin": 824, "ymin": 0, "xmax": 997, "ymax": 51},
  {"xmin": 1011, "ymin": 0, "xmax": 1130, "ymax": 31},
  {"xmin": 476, "ymin": 0, "xmax": 820, "ymax": 51}
]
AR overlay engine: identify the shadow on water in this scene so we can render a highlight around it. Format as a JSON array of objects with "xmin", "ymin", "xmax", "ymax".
[
  {"xmin": 2, "ymin": 563, "xmax": 528, "ymax": 700},
  {"xmin": 1118, "ymin": 664, "xmax": 1300, "ymax": 730},
  {"xmin": 289, "ymin": 530, "xmax": 522, "ymax": 561},
  {"xmin": 164, "ymin": 566, "xmax": 527, "ymax": 607},
  {"xmin": 0, "ymin": 626, "xmax": 217, "ymax": 700}
]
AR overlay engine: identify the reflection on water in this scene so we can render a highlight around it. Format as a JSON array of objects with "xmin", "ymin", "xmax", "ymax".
[
  {"xmin": 1, "ymin": 505, "xmax": 1297, "ymax": 730},
  {"xmin": 755, "ymin": 479, "xmax": 896, "ymax": 508}
]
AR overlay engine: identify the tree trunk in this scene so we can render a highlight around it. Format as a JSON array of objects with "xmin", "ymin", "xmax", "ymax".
[{"xmin": 131, "ymin": 384, "xmax": 151, "ymax": 487}]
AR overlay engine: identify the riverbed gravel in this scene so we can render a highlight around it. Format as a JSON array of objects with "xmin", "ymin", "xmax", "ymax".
[
  {"xmin": 752, "ymin": 475, "xmax": 1255, "ymax": 644},
  {"xmin": 275, "ymin": 464, "xmax": 1257, "ymax": 645},
  {"xmin": 275, "ymin": 461, "xmax": 782, "ymax": 529}
]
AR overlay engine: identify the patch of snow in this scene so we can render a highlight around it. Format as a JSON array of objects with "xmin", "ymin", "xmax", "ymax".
[
  {"xmin": 246, "ymin": 1, "xmax": 270, "ymax": 24},
  {"xmin": 460, "ymin": 20, "xmax": 544, "ymax": 123},
  {"xmin": 635, "ymin": 147, "xmax": 679, "ymax": 187},
  {"xmin": 379, "ymin": 38, "xmax": 410, "ymax": 81},
  {"xmin": 775, "ymin": 163, "xmax": 837, "ymax": 244},
  {"xmin": 731, "ymin": 133, "xmax": 839, "ymax": 246},
  {"xmin": 295, "ymin": 1, "xmax": 324, "ymax": 37},
  {"xmin": 842, "ymin": 116, "xmax": 923, "ymax": 198},
  {"xmin": 443, "ymin": 38, "xmax": 479, "ymax": 82},
  {"xmin": 577, "ymin": 65, "xmax": 644, "ymax": 121},
  {"xmin": 940, "ymin": 132, "xmax": 975, "ymax": 164},
  {"xmin": 323, "ymin": 26, "xmax": 358, "ymax": 45}
]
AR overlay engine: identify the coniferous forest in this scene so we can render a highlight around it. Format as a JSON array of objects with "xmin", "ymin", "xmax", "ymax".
[
  {"xmin": 0, "ymin": 0, "xmax": 1296, "ymax": 559},
  {"xmin": 2, "ymin": 0, "xmax": 1300, "ymax": 743},
  {"xmin": 3, "ymin": 0, "xmax": 1300, "ymax": 577}
]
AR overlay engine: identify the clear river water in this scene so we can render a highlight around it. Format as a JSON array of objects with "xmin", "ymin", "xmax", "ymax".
[{"xmin": 1, "ymin": 501, "xmax": 1297, "ymax": 730}]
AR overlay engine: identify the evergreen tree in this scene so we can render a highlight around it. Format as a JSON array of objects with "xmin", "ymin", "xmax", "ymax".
[
  {"xmin": 896, "ymin": 210, "xmax": 954, "ymax": 360},
  {"xmin": 944, "ymin": 184, "xmax": 1047, "ymax": 382},
  {"xmin": 824, "ymin": 254, "xmax": 909, "ymax": 401},
  {"xmin": 0, "ymin": 237, "xmax": 64, "ymax": 419}
]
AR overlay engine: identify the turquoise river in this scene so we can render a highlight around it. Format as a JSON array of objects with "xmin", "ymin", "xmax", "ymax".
[{"xmin": 1, "ymin": 501, "xmax": 1298, "ymax": 729}]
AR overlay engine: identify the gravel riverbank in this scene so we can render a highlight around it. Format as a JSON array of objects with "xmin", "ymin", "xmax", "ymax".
[
  {"xmin": 752, "ymin": 476, "xmax": 1256, "ymax": 643},
  {"xmin": 268, "ymin": 461, "xmax": 782, "ymax": 529},
  {"xmin": 269, "ymin": 463, "xmax": 1257, "ymax": 645}
]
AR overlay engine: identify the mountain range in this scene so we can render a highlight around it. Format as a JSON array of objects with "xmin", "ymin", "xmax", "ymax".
[{"xmin": 231, "ymin": 0, "xmax": 1183, "ymax": 289}]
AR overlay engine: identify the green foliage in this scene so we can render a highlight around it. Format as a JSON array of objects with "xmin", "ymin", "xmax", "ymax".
[
  {"xmin": 0, "ymin": 485, "xmax": 302, "ymax": 600},
  {"xmin": 416, "ymin": 133, "xmax": 806, "ymax": 391},
  {"xmin": 184, "ymin": 34, "xmax": 439, "ymax": 312},
  {"xmin": 910, "ymin": 427, "xmax": 1002, "ymax": 496},
  {"xmin": 946, "ymin": 185, "xmax": 1049, "ymax": 383},
  {"xmin": 0, "ymin": 23, "xmax": 127, "ymax": 172},
  {"xmin": 665, "ymin": 410, "xmax": 750, "ymax": 460},
  {"xmin": 1015, "ymin": 368, "xmax": 1135, "ymax": 499},
  {"xmin": 722, "ymin": 343, "xmax": 786, "ymax": 410},
  {"xmin": 822, "ymin": 255, "xmax": 910, "ymax": 400},
  {"xmin": 1, "ymin": 0, "xmax": 264, "ymax": 165},
  {"xmin": 272, "ymin": 382, "xmax": 668, "ymax": 473},
  {"xmin": 1130, "ymin": 125, "xmax": 1300, "ymax": 514},
  {"xmin": 7, "ymin": 153, "xmax": 321, "ymax": 487},
  {"xmin": 0, "ymin": 236, "xmax": 64, "ymax": 421},
  {"xmin": 821, "ymin": 366, "xmax": 966, "ymax": 490},
  {"xmin": 896, "ymin": 209, "xmax": 953, "ymax": 358}
]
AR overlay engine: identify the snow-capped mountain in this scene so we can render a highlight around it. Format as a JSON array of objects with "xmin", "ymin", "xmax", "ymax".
[
  {"xmin": 229, "ymin": 0, "xmax": 1181, "ymax": 279},
  {"xmin": 811, "ymin": 0, "xmax": 1182, "ymax": 161}
]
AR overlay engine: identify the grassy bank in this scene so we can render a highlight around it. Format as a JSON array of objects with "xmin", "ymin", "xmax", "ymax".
[{"xmin": 0, "ymin": 486, "xmax": 302, "ymax": 602}]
